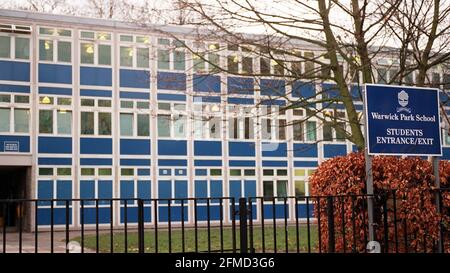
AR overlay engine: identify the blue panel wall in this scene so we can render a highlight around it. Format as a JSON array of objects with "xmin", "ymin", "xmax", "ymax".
[
  {"xmin": 158, "ymin": 180, "xmax": 171, "ymax": 199},
  {"xmin": 294, "ymin": 161, "xmax": 318, "ymax": 167},
  {"xmin": 98, "ymin": 180, "xmax": 112, "ymax": 200},
  {"xmin": 137, "ymin": 180, "xmax": 151, "ymax": 199},
  {"xmin": 37, "ymin": 208, "xmax": 72, "ymax": 225},
  {"xmin": 292, "ymin": 81, "xmax": 315, "ymax": 98},
  {"xmin": 227, "ymin": 77, "xmax": 254, "ymax": 94},
  {"xmin": 194, "ymin": 160, "xmax": 222, "ymax": 167},
  {"xmin": 120, "ymin": 180, "xmax": 134, "ymax": 199},
  {"xmin": 175, "ymin": 180, "xmax": 188, "ymax": 199},
  {"xmin": 261, "ymin": 142, "xmax": 287, "ymax": 157},
  {"xmin": 39, "ymin": 86, "xmax": 72, "ymax": 95},
  {"xmin": 38, "ymin": 180, "xmax": 53, "ymax": 200},
  {"xmin": 195, "ymin": 180, "xmax": 208, "ymax": 198},
  {"xmin": 80, "ymin": 89, "xmax": 112, "ymax": 97},
  {"xmin": 260, "ymin": 79, "xmax": 285, "ymax": 96},
  {"xmin": 0, "ymin": 135, "xmax": 30, "ymax": 152},
  {"xmin": 229, "ymin": 142, "xmax": 255, "ymax": 157},
  {"xmin": 0, "ymin": 61, "xmax": 30, "ymax": 82},
  {"xmin": 193, "ymin": 75, "xmax": 220, "ymax": 93},
  {"xmin": 80, "ymin": 138, "xmax": 112, "ymax": 154},
  {"xmin": 80, "ymin": 180, "xmax": 95, "ymax": 199},
  {"xmin": 441, "ymin": 148, "xmax": 450, "ymax": 160},
  {"xmin": 120, "ymin": 69, "xmax": 150, "ymax": 89},
  {"xmin": 228, "ymin": 97, "xmax": 254, "ymax": 105},
  {"xmin": 56, "ymin": 180, "xmax": 72, "ymax": 200},
  {"xmin": 38, "ymin": 157, "xmax": 72, "ymax": 165},
  {"xmin": 39, "ymin": 63, "xmax": 72, "ymax": 84},
  {"xmin": 38, "ymin": 137, "xmax": 72, "ymax": 154},
  {"xmin": 229, "ymin": 180, "xmax": 241, "ymax": 200},
  {"xmin": 120, "ymin": 159, "xmax": 151, "ymax": 166},
  {"xmin": 293, "ymin": 143, "xmax": 318, "ymax": 158},
  {"xmin": 80, "ymin": 67, "xmax": 112, "ymax": 86},
  {"xmin": 244, "ymin": 180, "xmax": 256, "ymax": 197},
  {"xmin": 194, "ymin": 141, "xmax": 222, "ymax": 156},
  {"xmin": 80, "ymin": 158, "xmax": 112, "ymax": 165},
  {"xmin": 158, "ymin": 140, "xmax": 187, "ymax": 156},
  {"xmin": 210, "ymin": 180, "xmax": 223, "ymax": 198},
  {"xmin": 0, "ymin": 84, "xmax": 30, "ymax": 93},
  {"xmin": 157, "ymin": 93, "xmax": 186, "ymax": 101},
  {"xmin": 120, "ymin": 139, "xmax": 151, "ymax": 155},
  {"xmin": 324, "ymin": 144, "xmax": 347, "ymax": 158},
  {"xmin": 157, "ymin": 72, "xmax": 186, "ymax": 90}
]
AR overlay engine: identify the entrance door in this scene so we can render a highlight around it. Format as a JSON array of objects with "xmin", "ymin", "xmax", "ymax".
[{"xmin": 0, "ymin": 166, "xmax": 28, "ymax": 227}]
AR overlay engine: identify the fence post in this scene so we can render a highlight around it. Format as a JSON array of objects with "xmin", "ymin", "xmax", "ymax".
[
  {"xmin": 327, "ymin": 196, "xmax": 335, "ymax": 253},
  {"xmin": 239, "ymin": 198, "xmax": 248, "ymax": 253},
  {"xmin": 137, "ymin": 199, "xmax": 145, "ymax": 253}
]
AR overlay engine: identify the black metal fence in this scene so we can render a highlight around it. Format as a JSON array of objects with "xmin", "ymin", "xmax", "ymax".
[{"xmin": 0, "ymin": 190, "xmax": 448, "ymax": 253}]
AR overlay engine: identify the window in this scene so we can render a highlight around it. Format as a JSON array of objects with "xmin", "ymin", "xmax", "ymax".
[
  {"xmin": 120, "ymin": 46, "xmax": 133, "ymax": 67},
  {"xmin": 294, "ymin": 169, "xmax": 314, "ymax": 199},
  {"xmin": 263, "ymin": 181, "xmax": 274, "ymax": 201},
  {"xmin": 57, "ymin": 41, "xmax": 71, "ymax": 62},
  {"xmin": 291, "ymin": 61, "xmax": 302, "ymax": 76},
  {"xmin": 174, "ymin": 51, "xmax": 185, "ymax": 70},
  {"xmin": 193, "ymin": 53, "xmax": 205, "ymax": 72},
  {"xmin": 158, "ymin": 114, "xmax": 171, "ymax": 137},
  {"xmin": 98, "ymin": 112, "xmax": 111, "ymax": 135},
  {"xmin": 137, "ymin": 114, "xmax": 150, "ymax": 136},
  {"xmin": 81, "ymin": 112, "xmax": 94, "ymax": 135},
  {"xmin": 306, "ymin": 121, "xmax": 316, "ymax": 141},
  {"xmin": 137, "ymin": 48, "xmax": 149, "ymax": 68},
  {"xmin": 0, "ymin": 108, "xmax": 10, "ymax": 132},
  {"xmin": 157, "ymin": 49, "xmax": 170, "ymax": 70},
  {"xmin": 57, "ymin": 110, "xmax": 71, "ymax": 134},
  {"xmin": 39, "ymin": 168, "xmax": 53, "ymax": 176},
  {"xmin": 242, "ymin": 57, "xmax": 253, "ymax": 74},
  {"xmin": 304, "ymin": 52, "xmax": 315, "ymax": 76},
  {"xmin": 260, "ymin": 58, "xmax": 270, "ymax": 75},
  {"xmin": 293, "ymin": 121, "xmax": 304, "ymax": 141},
  {"xmin": 336, "ymin": 122, "xmax": 346, "ymax": 141},
  {"xmin": 15, "ymin": 37, "xmax": 29, "ymax": 59},
  {"xmin": 210, "ymin": 169, "xmax": 222, "ymax": 176},
  {"xmin": 228, "ymin": 56, "xmax": 239, "ymax": 74},
  {"xmin": 14, "ymin": 109, "xmax": 29, "ymax": 133},
  {"xmin": 81, "ymin": 43, "xmax": 94, "ymax": 64},
  {"xmin": 274, "ymin": 60, "xmax": 284, "ymax": 76},
  {"xmin": 0, "ymin": 36, "xmax": 10, "ymax": 58},
  {"xmin": 431, "ymin": 72, "xmax": 441, "ymax": 88},
  {"xmin": 98, "ymin": 44, "xmax": 111, "ymax": 65},
  {"xmin": 39, "ymin": 109, "xmax": 53, "ymax": 134},
  {"xmin": 120, "ymin": 113, "xmax": 133, "ymax": 136},
  {"xmin": 323, "ymin": 122, "xmax": 333, "ymax": 141},
  {"xmin": 278, "ymin": 119, "xmax": 286, "ymax": 140},
  {"xmin": 39, "ymin": 40, "xmax": 53, "ymax": 61}
]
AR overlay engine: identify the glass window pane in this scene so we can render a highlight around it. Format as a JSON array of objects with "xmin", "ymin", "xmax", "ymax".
[
  {"xmin": 230, "ymin": 169, "xmax": 241, "ymax": 176},
  {"xmin": 57, "ymin": 97, "xmax": 71, "ymax": 105},
  {"xmin": 174, "ymin": 115, "xmax": 186, "ymax": 138},
  {"xmin": 121, "ymin": 100, "xmax": 133, "ymax": 108},
  {"xmin": 98, "ymin": 44, "xmax": 111, "ymax": 65},
  {"xmin": 244, "ymin": 117, "xmax": 253, "ymax": 139},
  {"xmin": 137, "ymin": 101, "xmax": 149, "ymax": 109},
  {"xmin": 14, "ymin": 109, "xmax": 29, "ymax": 133},
  {"xmin": 210, "ymin": 117, "xmax": 221, "ymax": 139},
  {"xmin": 323, "ymin": 122, "xmax": 333, "ymax": 141},
  {"xmin": 157, "ymin": 114, "xmax": 171, "ymax": 137},
  {"xmin": 336, "ymin": 122, "xmax": 346, "ymax": 141},
  {"xmin": 0, "ymin": 36, "xmax": 11, "ymax": 58},
  {"xmin": 210, "ymin": 169, "xmax": 222, "ymax": 176},
  {"xmin": 121, "ymin": 168, "xmax": 134, "ymax": 176},
  {"xmin": 263, "ymin": 169, "xmax": 274, "ymax": 176},
  {"xmin": 57, "ymin": 168, "xmax": 71, "ymax": 176},
  {"xmin": 244, "ymin": 169, "xmax": 255, "ymax": 176},
  {"xmin": 98, "ymin": 99, "xmax": 111, "ymax": 107},
  {"xmin": 174, "ymin": 51, "xmax": 185, "ymax": 70},
  {"xmin": 57, "ymin": 41, "xmax": 71, "ymax": 62},
  {"xmin": 295, "ymin": 169, "xmax": 306, "ymax": 176},
  {"xmin": 97, "ymin": 32, "xmax": 111, "ymax": 40},
  {"xmin": 0, "ymin": 108, "xmax": 10, "ymax": 132},
  {"xmin": 39, "ymin": 40, "xmax": 53, "ymax": 61},
  {"xmin": 277, "ymin": 180, "xmax": 288, "ymax": 198},
  {"xmin": 295, "ymin": 180, "xmax": 306, "ymax": 197},
  {"xmin": 193, "ymin": 53, "xmax": 205, "ymax": 72},
  {"xmin": 39, "ymin": 96, "xmax": 54, "ymax": 105},
  {"xmin": 57, "ymin": 110, "xmax": 71, "ymax": 134},
  {"xmin": 158, "ymin": 49, "xmax": 170, "ymax": 70},
  {"xmin": 57, "ymin": 29, "xmax": 71, "ymax": 37},
  {"xmin": 120, "ymin": 46, "xmax": 133, "ymax": 67},
  {"xmin": 278, "ymin": 119, "xmax": 286, "ymax": 140},
  {"xmin": 208, "ymin": 53, "xmax": 220, "ymax": 72},
  {"xmin": 98, "ymin": 112, "xmax": 111, "ymax": 135},
  {"xmin": 293, "ymin": 122, "xmax": 304, "ymax": 141},
  {"xmin": 136, "ymin": 36, "xmax": 149, "ymax": 44},
  {"xmin": 14, "ymin": 95, "xmax": 29, "ymax": 103},
  {"xmin": 81, "ymin": 31, "xmax": 95, "ymax": 39},
  {"xmin": 81, "ymin": 168, "xmax": 95, "ymax": 176},
  {"xmin": 15, "ymin": 37, "xmax": 29, "ymax": 59},
  {"xmin": 158, "ymin": 102, "xmax": 170, "ymax": 110},
  {"xmin": 80, "ymin": 112, "xmax": 94, "ymax": 135},
  {"xmin": 120, "ymin": 113, "xmax": 133, "ymax": 136},
  {"xmin": 99, "ymin": 168, "xmax": 112, "ymax": 176},
  {"xmin": 39, "ymin": 168, "xmax": 53, "ymax": 176},
  {"xmin": 40, "ymin": 27, "xmax": 54, "ymax": 35},
  {"xmin": 0, "ymin": 94, "xmax": 11, "ymax": 103},
  {"xmin": 137, "ymin": 48, "xmax": 149, "ymax": 68},
  {"xmin": 137, "ymin": 114, "xmax": 150, "ymax": 136},
  {"xmin": 306, "ymin": 121, "xmax": 316, "ymax": 141},
  {"xmin": 228, "ymin": 55, "xmax": 239, "ymax": 74},
  {"xmin": 81, "ymin": 43, "xmax": 94, "ymax": 64},
  {"xmin": 120, "ymin": 35, "xmax": 133, "ymax": 42},
  {"xmin": 158, "ymin": 38, "xmax": 170, "ymax": 45},
  {"xmin": 39, "ymin": 109, "xmax": 53, "ymax": 134},
  {"xmin": 263, "ymin": 181, "xmax": 274, "ymax": 201},
  {"xmin": 260, "ymin": 58, "xmax": 270, "ymax": 75},
  {"xmin": 81, "ymin": 98, "xmax": 94, "ymax": 106}
]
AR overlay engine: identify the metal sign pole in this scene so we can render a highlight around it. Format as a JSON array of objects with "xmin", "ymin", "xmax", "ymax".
[
  {"xmin": 365, "ymin": 149, "xmax": 375, "ymax": 244},
  {"xmin": 432, "ymin": 156, "xmax": 443, "ymax": 253}
]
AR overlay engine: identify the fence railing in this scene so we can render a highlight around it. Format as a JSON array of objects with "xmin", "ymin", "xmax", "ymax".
[{"xmin": 0, "ymin": 190, "xmax": 448, "ymax": 253}]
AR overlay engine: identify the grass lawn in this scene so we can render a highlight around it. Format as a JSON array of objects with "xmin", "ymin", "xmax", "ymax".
[{"xmin": 73, "ymin": 225, "xmax": 318, "ymax": 253}]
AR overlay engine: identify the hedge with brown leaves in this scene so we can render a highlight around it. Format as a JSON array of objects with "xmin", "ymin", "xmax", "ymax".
[{"xmin": 309, "ymin": 152, "xmax": 449, "ymax": 252}]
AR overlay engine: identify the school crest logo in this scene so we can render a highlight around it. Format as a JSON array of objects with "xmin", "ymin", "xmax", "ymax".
[{"xmin": 397, "ymin": 90, "xmax": 411, "ymax": 113}]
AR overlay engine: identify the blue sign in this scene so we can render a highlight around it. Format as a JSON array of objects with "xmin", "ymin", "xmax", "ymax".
[{"xmin": 365, "ymin": 84, "xmax": 442, "ymax": 156}]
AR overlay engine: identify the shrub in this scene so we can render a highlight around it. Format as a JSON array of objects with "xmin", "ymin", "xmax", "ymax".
[{"xmin": 309, "ymin": 152, "xmax": 449, "ymax": 252}]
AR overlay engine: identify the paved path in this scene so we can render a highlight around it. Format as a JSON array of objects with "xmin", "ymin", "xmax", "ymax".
[{"xmin": 0, "ymin": 231, "xmax": 95, "ymax": 253}]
